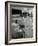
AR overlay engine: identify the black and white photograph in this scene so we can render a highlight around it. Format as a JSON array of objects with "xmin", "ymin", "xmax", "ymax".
[
  {"xmin": 5, "ymin": 1, "xmax": 37, "ymax": 44},
  {"xmin": 10, "ymin": 5, "xmax": 33, "ymax": 39}
]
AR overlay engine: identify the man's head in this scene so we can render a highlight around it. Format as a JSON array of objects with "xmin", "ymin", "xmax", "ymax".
[{"xmin": 19, "ymin": 25, "xmax": 25, "ymax": 29}]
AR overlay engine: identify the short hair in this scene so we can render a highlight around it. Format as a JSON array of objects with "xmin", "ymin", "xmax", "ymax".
[
  {"xmin": 15, "ymin": 20, "xmax": 17, "ymax": 23},
  {"xmin": 20, "ymin": 25, "xmax": 25, "ymax": 28}
]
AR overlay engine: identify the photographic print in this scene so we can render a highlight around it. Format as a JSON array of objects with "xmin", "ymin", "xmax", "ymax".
[{"xmin": 5, "ymin": 1, "xmax": 37, "ymax": 45}]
